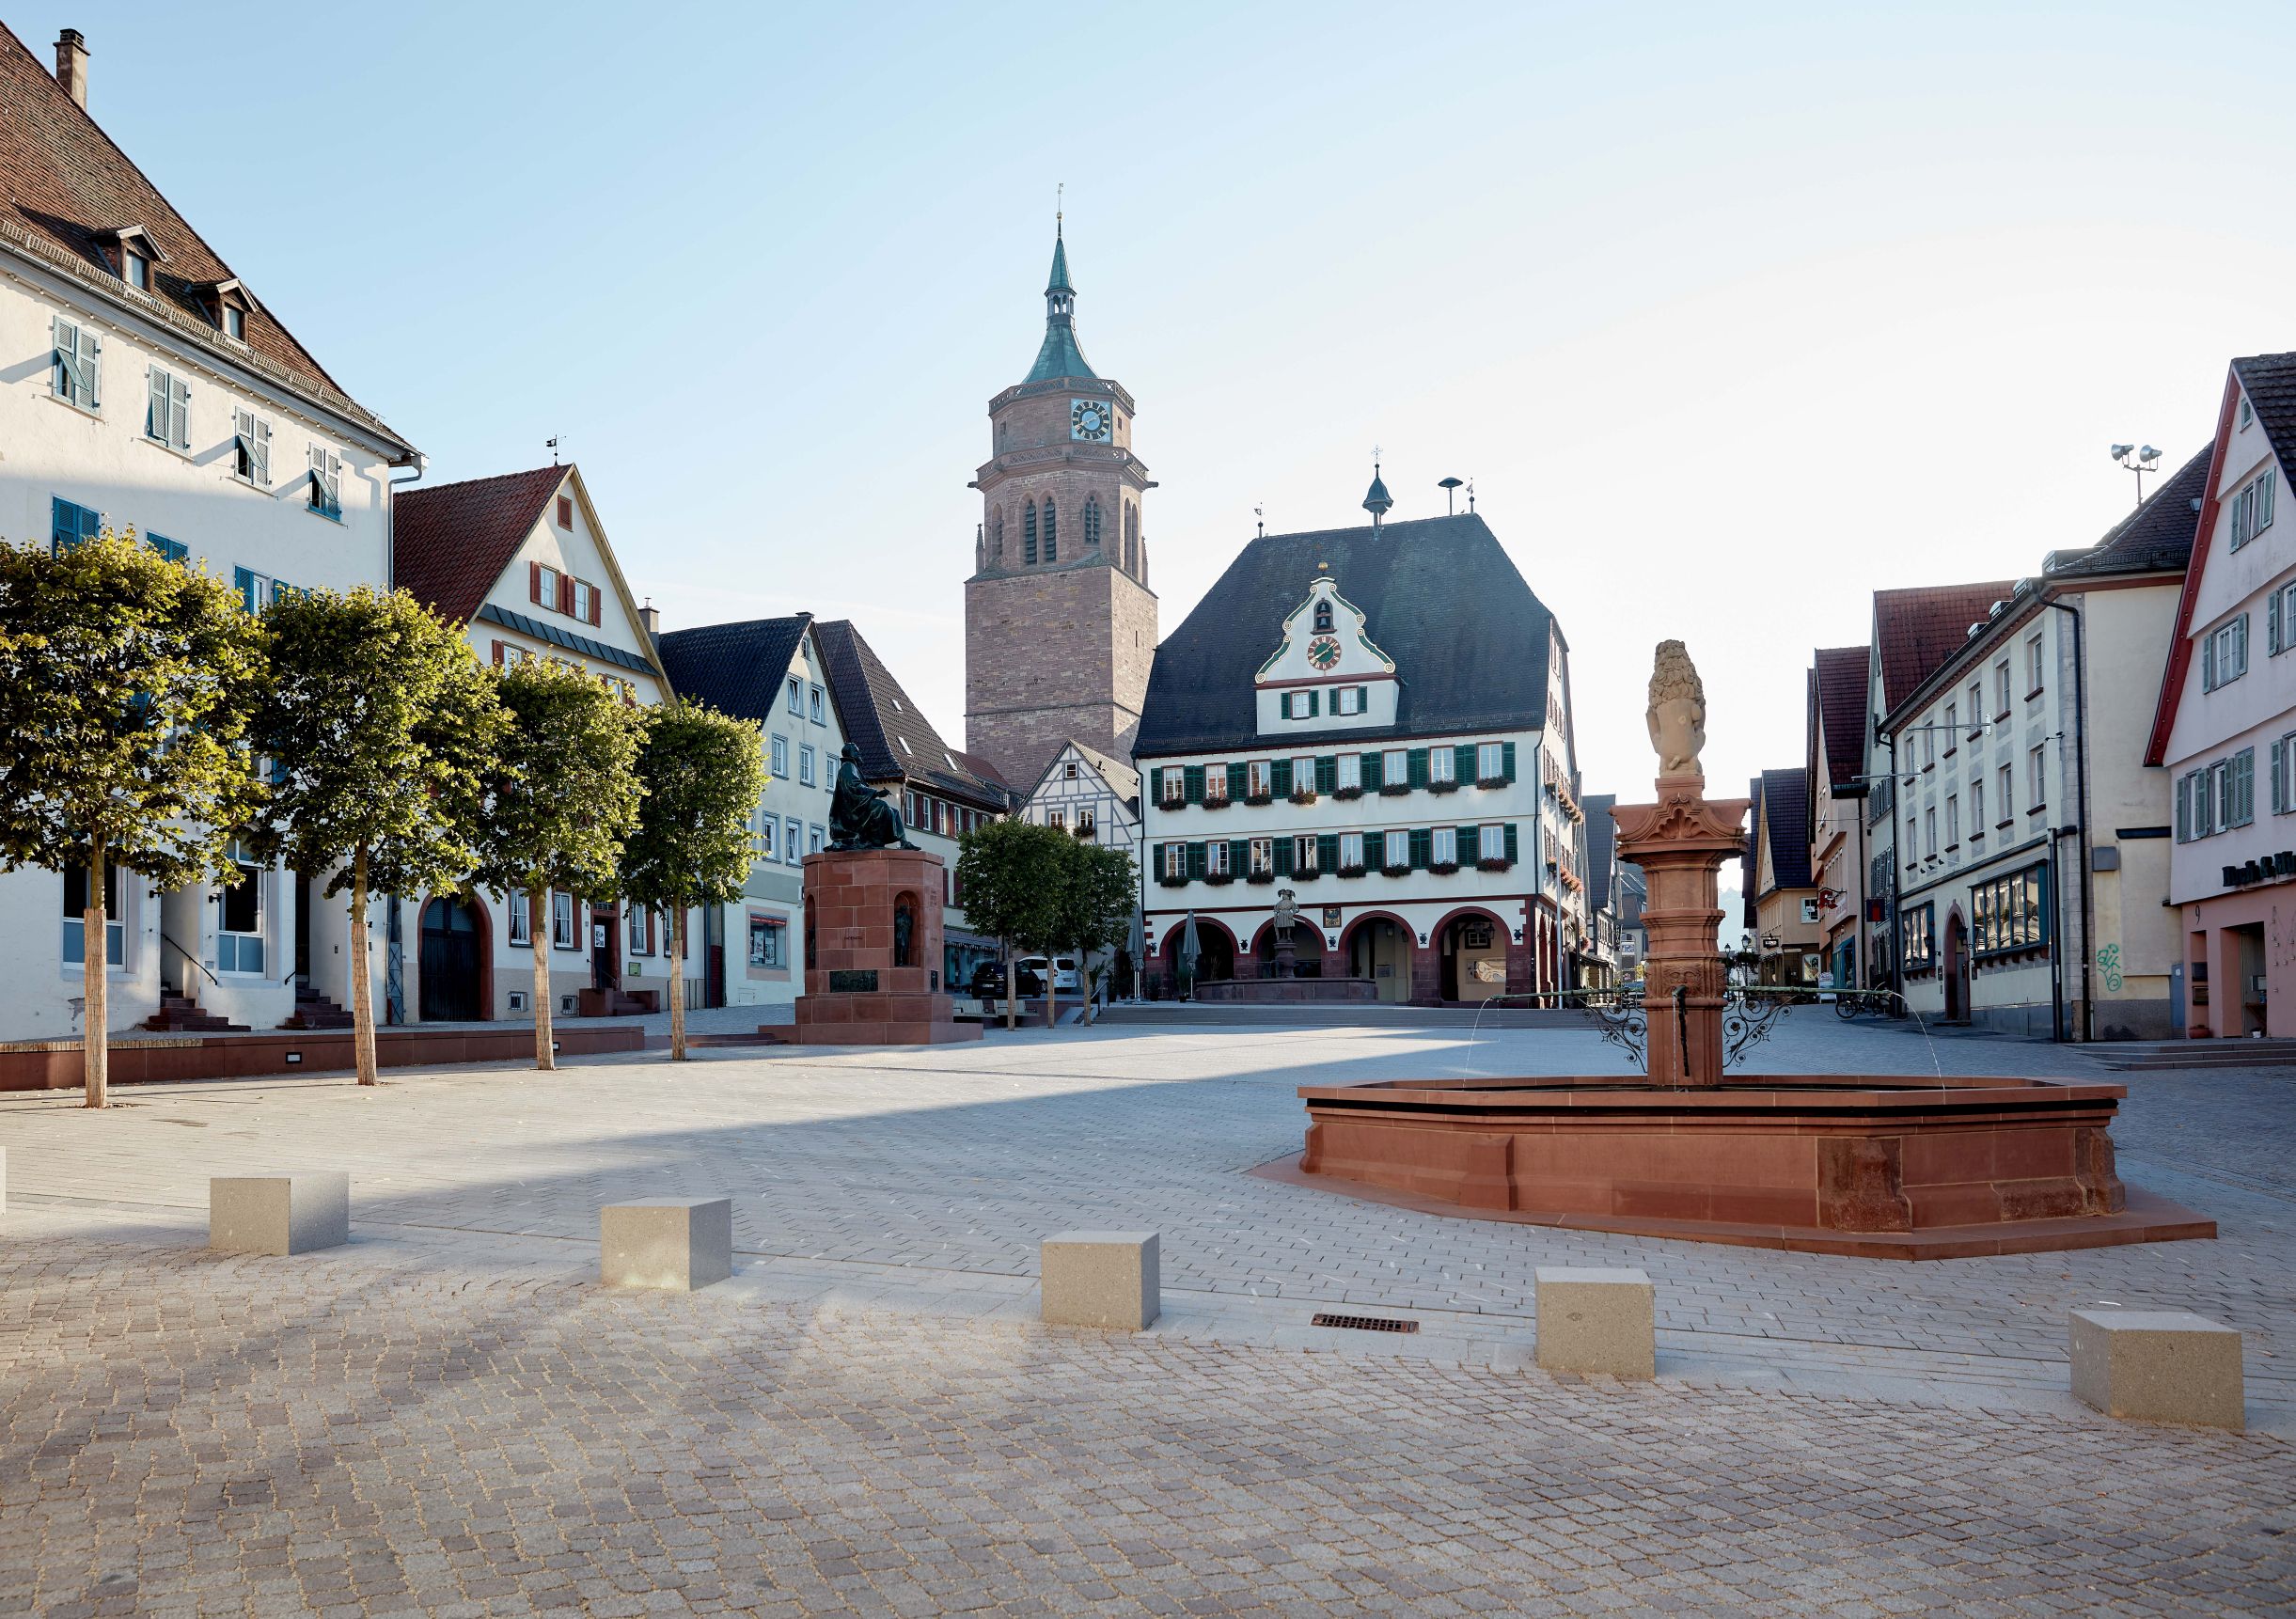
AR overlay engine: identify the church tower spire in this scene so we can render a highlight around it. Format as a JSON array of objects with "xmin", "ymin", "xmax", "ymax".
[
  {"xmin": 1026, "ymin": 215, "xmax": 1094, "ymax": 384},
  {"xmin": 966, "ymin": 218, "xmax": 1158, "ymax": 790}
]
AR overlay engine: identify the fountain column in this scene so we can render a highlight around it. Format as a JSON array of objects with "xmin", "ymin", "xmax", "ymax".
[{"xmin": 1612, "ymin": 778, "xmax": 1748, "ymax": 1088}]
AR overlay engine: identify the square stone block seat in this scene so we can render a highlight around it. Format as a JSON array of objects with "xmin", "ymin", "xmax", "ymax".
[
  {"xmin": 1534, "ymin": 1266, "xmax": 1655, "ymax": 1378},
  {"xmin": 1042, "ymin": 1231, "xmax": 1159, "ymax": 1329},
  {"xmin": 601, "ymin": 1198, "xmax": 733, "ymax": 1291},
  {"xmin": 2069, "ymin": 1308, "xmax": 2243, "ymax": 1432},
  {"xmin": 209, "ymin": 1172, "xmax": 349, "ymax": 1256}
]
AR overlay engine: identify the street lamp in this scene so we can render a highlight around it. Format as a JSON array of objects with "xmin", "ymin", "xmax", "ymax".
[{"xmin": 2110, "ymin": 443, "xmax": 2162, "ymax": 508}]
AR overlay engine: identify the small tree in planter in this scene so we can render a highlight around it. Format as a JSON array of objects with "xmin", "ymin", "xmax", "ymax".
[
  {"xmin": 0, "ymin": 533, "xmax": 265, "ymax": 1107},
  {"xmin": 249, "ymin": 587, "xmax": 502, "ymax": 1087},
  {"xmin": 953, "ymin": 819, "xmax": 1067, "ymax": 1030},
  {"xmin": 473, "ymin": 662, "xmax": 644, "ymax": 1070},
  {"xmin": 621, "ymin": 700, "xmax": 765, "ymax": 1061},
  {"xmin": 1052, "ymin": 841, "xmax": 1135, "ymax": 1027}
]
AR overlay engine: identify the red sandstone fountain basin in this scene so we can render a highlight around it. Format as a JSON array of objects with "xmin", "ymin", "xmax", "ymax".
[{"xmin": 1283, "ymin": 1075, "xmax": 2217, "ymax": 1260}]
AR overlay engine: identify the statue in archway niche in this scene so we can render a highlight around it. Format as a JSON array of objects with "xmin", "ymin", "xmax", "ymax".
[
  {"xmin": 829, "ymin": 744, "xmax": 919, "ymax": 850},
  {"xmin": 1646, "ymin": 639, "xmax": 1707, "ymax": 778},
  {"xmin": 893, "ymin": 894, "xmax": 916, "ymax": 967}
]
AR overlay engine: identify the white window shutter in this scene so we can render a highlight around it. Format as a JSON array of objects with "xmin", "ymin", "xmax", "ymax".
[
  {"xmin": 2273, "ymin": 589, "xmax": 2286, "ymax": 656},
  {"xmin": 2203, "ymin": 633, "xmax": 2216, "ymax": 690},
  {"xmin": 2274, "ymin": 740, "xmax": 2288, "ymax": 816}
]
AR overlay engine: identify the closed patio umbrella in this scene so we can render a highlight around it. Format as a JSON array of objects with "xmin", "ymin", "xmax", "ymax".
[{"xmin": 1177, "ymin": 910, "xmax": 1202, "ymax": 1000}]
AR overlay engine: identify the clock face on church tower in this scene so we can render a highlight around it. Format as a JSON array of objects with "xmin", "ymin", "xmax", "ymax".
[{"xmin": 1070, "ymin": 398, "xmax": 1111, "ymax": 442}]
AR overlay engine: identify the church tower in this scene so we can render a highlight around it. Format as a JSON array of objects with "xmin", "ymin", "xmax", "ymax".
[{"xmin": 964, "ymin": 223, "xmax": 1158, "ymax": 792}]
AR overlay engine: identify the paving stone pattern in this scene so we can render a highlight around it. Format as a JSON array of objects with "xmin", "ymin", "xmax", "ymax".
[{"xmin": 2, "ymin": 1018, "xmax": 2293, "ymax": 1611}]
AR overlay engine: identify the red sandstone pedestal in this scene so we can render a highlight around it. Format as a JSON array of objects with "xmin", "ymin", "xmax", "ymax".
[{"xmin": 791, "ymin": 849, "xmax": 982, "ymax": 1045}]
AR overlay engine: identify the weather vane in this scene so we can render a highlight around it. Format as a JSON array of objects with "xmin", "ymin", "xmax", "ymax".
[
  {"xmin": 546, "ymin": 434, "xmax": 560, "ymax": 465},
  {"xmin": 1254, "ymin": 502, "xmax": 1264, "ymax": 538}
]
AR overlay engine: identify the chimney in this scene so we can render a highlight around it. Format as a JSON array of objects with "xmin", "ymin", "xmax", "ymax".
[
  {"xmin": 55, "ymin": 30, "xmax": 88, "ymax": 110},
  {"xmin": 637, "ymin": 601, "xmax": 660, "ymax": 640}
]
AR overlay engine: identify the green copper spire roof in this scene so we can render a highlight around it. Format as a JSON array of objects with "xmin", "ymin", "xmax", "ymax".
[{"xmin": 1024, "ymin": 218, "xmax": 1095, "ymax": 384}]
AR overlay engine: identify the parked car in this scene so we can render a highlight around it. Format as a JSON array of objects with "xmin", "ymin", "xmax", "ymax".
[
  {"xmin": 970, "ymin": 960, "xmax": 1043, "ymax": 1001},
  {"xmin": 1017, "ymin": 955, "xmax": 1082, "ymax": 993}
]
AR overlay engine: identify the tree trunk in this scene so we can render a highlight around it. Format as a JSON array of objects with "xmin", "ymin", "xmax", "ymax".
[
  {"xmin": 669, "ymin": 904, "xmax": 688, "ymax": 1061},
  {"xmin": 1046, "ymin": 955, "xmax": 1057, "ymax": 1030},
  {"xmin": 349, "ymin": 848, "xmax": 378, "ymax": 1085},
  {"xmin": 531, "ymin": 881, "xmax": 555, "ymax": 1071},
  {"xmin": 1004, "ymin": 941, "xmax": 1016, "ymax": 1030},
  {"xmin": 82, "ymin": 838, "xmax": 107, "ymax": 1109}
]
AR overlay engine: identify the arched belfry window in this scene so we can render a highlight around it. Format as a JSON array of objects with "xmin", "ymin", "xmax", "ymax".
[
  {"xmin": 1083, "ymin": 495, "xmax": 1102, "ymax": 548},
  {"xmin": 1024, "ymin": 500, "xmax": 1038, "ymax": 565},
  {"xmin": 1044, "ymin": 498, "xmax": 1058, "ymax": 561},
  {"xmin": 1313, "ymin": 600, "xmax": 1334, "ymax": 635},
  {"xmin": 992, "ymin": 509, "xmax": 1005, "ymax": 562}
]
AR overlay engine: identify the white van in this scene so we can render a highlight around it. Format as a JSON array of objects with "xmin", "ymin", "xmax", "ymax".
[{"xmin": 1015, "ymin": 955, "xmax": 1082, "ymax": 993}]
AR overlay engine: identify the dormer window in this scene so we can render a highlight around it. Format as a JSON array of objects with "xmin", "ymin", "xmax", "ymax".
[
  {"xmin": 223, "ymin": 304, "xmax": 244, "ymax": 340},
  {"xmin": 123, "ymin": 249, "xmax": 149, "ymax": 290}
]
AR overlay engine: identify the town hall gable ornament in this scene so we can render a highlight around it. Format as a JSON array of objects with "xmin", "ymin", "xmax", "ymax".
[{"xmin": 1646, "ymin": 639, "xmax": 1706, "ymax": 778}]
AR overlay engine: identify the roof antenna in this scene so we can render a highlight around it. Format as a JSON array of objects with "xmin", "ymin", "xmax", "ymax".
[
  {"xmin": 1056, "ymin": 181, "xmax": 1062, "ymax": 237},
  {"xmin": 546, "ymin": 435, "xmax": 561, "ymax": 465}
]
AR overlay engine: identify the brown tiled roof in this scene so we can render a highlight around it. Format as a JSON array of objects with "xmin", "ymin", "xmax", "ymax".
[
  {"xmin": 1872, "ymin": 581, "xmax": 2017, "ymax": 715},
  {"xmin": 1810, "ymin": 645, "xmax": 1868, "ymax": 791},
  {"xmin": 0, "ymin": 24, "xmax": 411, "ymax": 456},
  {"xmin": 394, "ymin": 467, "xmax": 566, "ymax": 625}
]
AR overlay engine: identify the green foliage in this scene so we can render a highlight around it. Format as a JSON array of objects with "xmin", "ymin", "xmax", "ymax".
[
  {"xmin": 1058, "ymin": 841, "xmax": 1137, "ymax": 957},
  {"xmin": 246, "ymin": 587, "xmax": 502, "ymax": 897},
  {"xmin": 0, "ymin": 532, "xmax": 263, "ymax": 887},
  {"xmin": 952, "ymin": 819, "xmax": 1071, "ymax": 954},
  {"xmin": 621, "ymin": 700, "xmax": 766, "ymax": 911},
  {"xmin": 472, "ymin": 661, "xmax": 645, "ymax": 904}
]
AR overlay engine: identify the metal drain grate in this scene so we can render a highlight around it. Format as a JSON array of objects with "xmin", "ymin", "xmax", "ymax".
[{"xmin": 1312, "ymin": 1312, "xmax": 1420, "ymax": 1334}]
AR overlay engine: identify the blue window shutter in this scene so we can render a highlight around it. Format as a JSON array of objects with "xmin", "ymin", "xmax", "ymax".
[
  {"xmin": 1502, "ymin": 742, "xmax": 1518, "ymax": 782},
  {"xmin": 2273, "ymin": 741, "xmax": 2287, "ymax": 816},
  {"xmin": 2203, "ymin": 634, "xmax": 2216, "ymax": 690},
  {"xmin": 233, "ymin": 566, "xmax": 257, "ymax": 612}
]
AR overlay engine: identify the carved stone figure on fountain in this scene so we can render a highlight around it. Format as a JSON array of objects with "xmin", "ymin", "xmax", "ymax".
[
  {"xmin": 1646, "ymin": 638, "xmax": 1706, "ymax": 779},
  {"xmin": 829, "ymin": 744, "xmax": 918, "ymax": 850}
]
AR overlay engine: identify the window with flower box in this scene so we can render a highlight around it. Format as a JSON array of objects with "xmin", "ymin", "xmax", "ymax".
[
  {"xmin": 1428, "ymin": 747, "xmax": 1456, "ymax": 790},
  {"xmin": 1205, "ymin": 841, "xmax": 1233, "ymax": 880},
  {"xmin": 1246, "ymin": 761, "xmax": 1273, "ymax": 803},
  {"xmin": 1382, "ymin": 829, "xmax": 1410, "ymax": 874},
  {"xmin": 1338, "ymin": 831, "xmax": 1366, "ymax": 874},
  {"xmin": 1335, "ymin": 753, "xmax": 1362, "ymax": 796},
  {"xmin": 1291, "ymin": 756, "xmax": 1318, "ymax": 802},
  {"xmin": 1203, "ymin": 764, "xmax": 1230, "ymax": 806},
  {"xmin": 1293, "ymin": 834, "xmax": 1320, "ymax": 874},
  {"xmin": 1430, "ymin": 827, "xmax": 1458, "ymax": 871},
  {"xmin": 1249, "ymin": 839, "xmax": 1275, "ymax": 880},
  {"xmin": 1381, "ymin": 749, "xmax": 1409, "ymax": 796}
]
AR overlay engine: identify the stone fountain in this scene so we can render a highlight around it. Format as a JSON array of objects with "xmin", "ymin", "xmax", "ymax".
[{"xmin": 1280, "ymin": 642, "xmax": 2214, "ymax": 1258}]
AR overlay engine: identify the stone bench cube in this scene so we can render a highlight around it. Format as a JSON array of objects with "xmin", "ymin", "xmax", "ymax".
[
  {"xmin": 2069, "ymin": 1308, "xmax": 2243, "ymax": 1432},
  {"xmin": 1042, "ymin": 1231, "xmax": 1159, "ymax": 1329},
  {"xmin": 209, "ymin": 1173, "xmax": 349, "ymax": 1256},
  {"xmin": 1535, "ymin": 1266, "xmax": 1655, "ymax": 1378},
  {"xmin": 601, "ymin": 1198, "xmax": 732, "ymax": 1291}
]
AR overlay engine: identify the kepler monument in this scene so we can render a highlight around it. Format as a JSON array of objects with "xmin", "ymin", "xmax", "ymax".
[{"xmin": 790, "ymin": 746, "xmax": 982, "ymax": 1045}]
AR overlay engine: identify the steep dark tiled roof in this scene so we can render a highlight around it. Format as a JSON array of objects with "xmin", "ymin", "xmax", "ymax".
[
  {"xmin": 1872, "ymin": 581, "xmax": 2017, "ymax": 715},
  {"xmin": 1583, "ymin": 793, "xmax": 1616, "ymax": 912},
  {"xmin": 394, "ymin": 467, "xmax": 567, "ymax": 626},
  {"xmin": 2048, "ymin": 446, "xmax": 2209, "ymax": 580},
  {"xmin": 1754, "ymin": 767, "xmax": 1813, "ymax": 893},
  {"xmin": 1810, "ymin": 645, "xmax": 1869, "ymax": 791},
  {"xmin": 656, "ymin": 618, "xmax": 811, "ymax": 723},
  {"xmin": 2233, "ymin": 351, "xmax": 2296, "ymax": 495},
  {"xmin": 814, "ymin": 621, "xmax": 1010, "ymax": 810},
  {"xmin": 0, "ymin": 24, "xmax": 410, "ymax": 455},
  {"xmin": 1137, "ymin": 514, "xmax": 1555, "ymax": 756}
]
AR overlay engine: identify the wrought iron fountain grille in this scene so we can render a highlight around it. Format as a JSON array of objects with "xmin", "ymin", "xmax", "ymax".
[{"xmin": 1482, "ymin": 985, "xmax": 1804, "ymax": 1071}]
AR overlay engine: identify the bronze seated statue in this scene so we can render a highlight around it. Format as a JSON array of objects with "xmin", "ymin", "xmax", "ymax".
[{"xmin": 828, "ymin": 744, "xmax": 918, "ymax": 851}]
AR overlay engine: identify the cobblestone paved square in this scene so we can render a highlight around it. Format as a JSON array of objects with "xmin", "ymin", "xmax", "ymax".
[{"xmin": 3, "ymin": 1017, "xmax": 2292, "ymax": 1613}]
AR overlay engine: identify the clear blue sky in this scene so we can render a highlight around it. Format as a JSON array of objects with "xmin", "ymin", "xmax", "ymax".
[{"xmin": 20, "ymin": 2, "xmax": 2296, "ymax": 797}]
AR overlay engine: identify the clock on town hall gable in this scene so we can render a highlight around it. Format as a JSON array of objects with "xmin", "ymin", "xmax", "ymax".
[
  {"xmin": 964, "ymin": 220, "xmax": 1159, "ymax": 792},
  {"xmin": 1253, "ymin": 566, "xmax": 1398, "ymax": 736}
]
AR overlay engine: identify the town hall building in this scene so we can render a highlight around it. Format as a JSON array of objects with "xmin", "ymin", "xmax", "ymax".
[{"xmin": 1134, "ymin": 486, "xmax": 1591, "ymax": 1002}]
